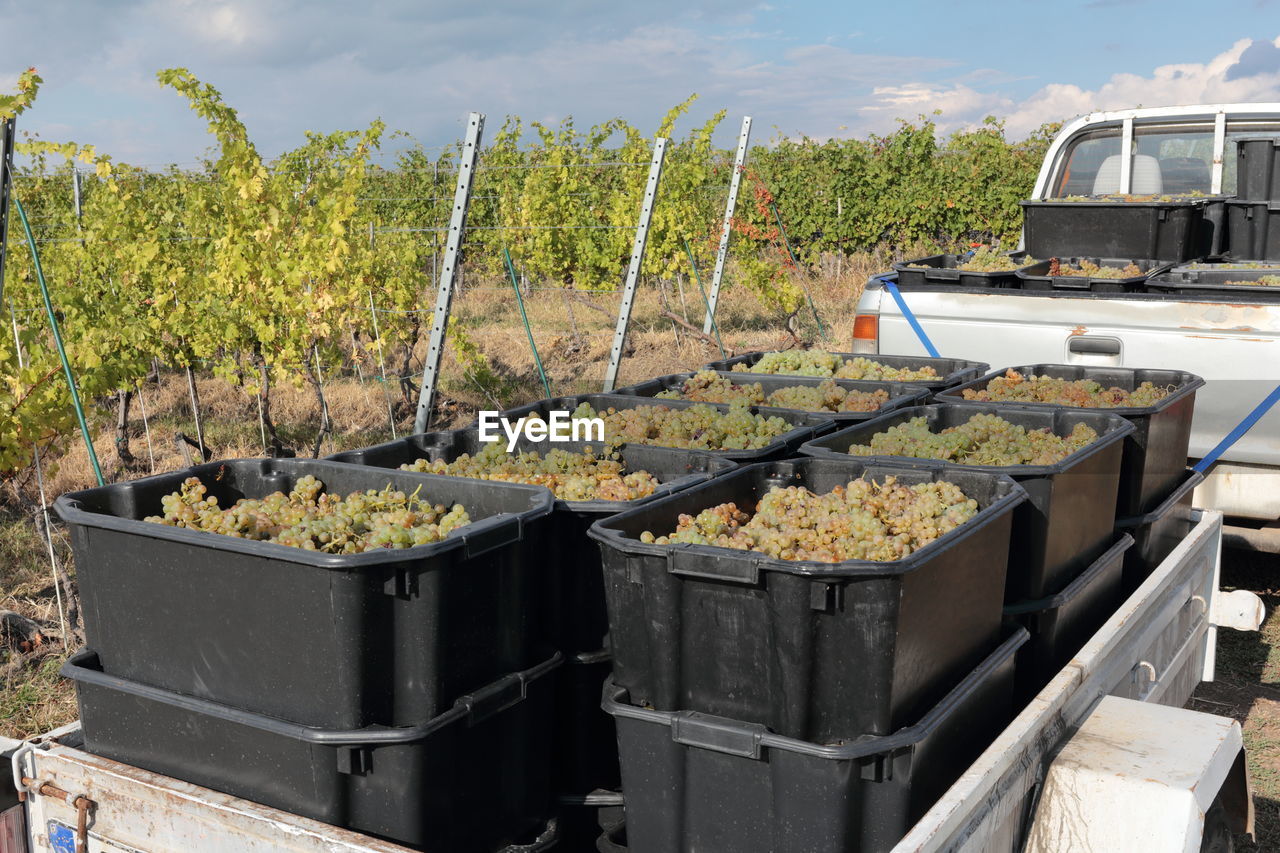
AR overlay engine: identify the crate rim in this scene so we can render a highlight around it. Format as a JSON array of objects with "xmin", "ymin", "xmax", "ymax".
[
  {"xmin": 54, "ymin": 456, "xmax": 556, "ymax": 569},
  {"xmin": 601, "ymin": 627, "xmax": 1029, "ymax": 759}
]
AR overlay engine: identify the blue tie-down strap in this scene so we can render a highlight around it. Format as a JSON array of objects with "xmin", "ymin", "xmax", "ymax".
[
  {"xmin": 1193, "ymin": 382, "xmax": 1280, "ymax": 473},
  {"xmin": 877, "ymin": 275, "xmax": 941, "ymax": 358}
]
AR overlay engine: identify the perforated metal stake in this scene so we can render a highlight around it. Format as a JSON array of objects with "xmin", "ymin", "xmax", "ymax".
[
  {"xmin": 0, "ymin": 118, "xmax": 14, "ymax": 306},
  {"xmin": 602, "ymin": 136, "xmax": 667, "ymax": 392},
  {"xmin": 413, "ymin": 112, "xmax": 484, "ymax": 434},
  {"xmin": 703, "ymin": 116, "xmax": 751, "ymax": 335}
]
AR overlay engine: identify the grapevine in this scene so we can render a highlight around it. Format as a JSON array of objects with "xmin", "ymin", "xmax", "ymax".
[
  {"xmin": 961, "ymin": 369, "xmax": 1172, "ymax": 407},
  {"xmin": 732, "ymin": 350, "xmax": 940, "ymax": 381},
  {"xmin": 400, "ymin": 444, "xmax": 659, "ymax": 502},
  {"xmin": 638, "ymin": 476, "xmax": 979, "ymax": 562},
  {"xmin": 846, "ymin": 413, "xmax": 1098, "ymax": 465},
  {"xmin": 655, "ymin": 370, "xmax": 890, "ymax": 413},
  {"xmin": 144, "ymin": 475, "xmax": 471, "ymax": 552}
]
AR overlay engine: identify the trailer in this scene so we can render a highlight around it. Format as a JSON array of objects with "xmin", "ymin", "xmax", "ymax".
[{"xmin": 0, "ymin": 509, "xmax": 1262, "ymax": 853}]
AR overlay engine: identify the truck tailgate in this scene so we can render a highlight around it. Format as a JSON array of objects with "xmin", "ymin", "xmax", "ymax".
[{"xmin": 871, "ymin": 289, "xmax": 1280, "ymax": 464}]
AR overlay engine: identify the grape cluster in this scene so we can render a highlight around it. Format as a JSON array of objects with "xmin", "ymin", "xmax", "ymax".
[
  {"xmin": 639, "ymin": 476, "xmax": 979, "ymax": 562},
  {"xmin": 961, "ymin": 369, "xmax": 1172, "ymax": 408},
  {"xmin": 1045, "ymin": 258, "xmax": 1142, "ymax": 280},
  {"xmin": 847, "ymin": 413, "xmax": 1098, "ymax": 466},
  {"xmin": 656, "ymin": 370, "xmax": 890, "ymax": 413},
  {"xmin": 400, "ymin": 443, "xmax": 659, "ymax": 502},
  {"xmin": 1188, "ymin": 262, "xmax": 1278, "ymax": 270},
  {"xmin": 956, "ymin": 248, "xmax": 1035, "ymax": 272},
  {"xmin": 564, "ymin": 401, "xmax": 793, "ymax": 451},
  {"xmin": 732, "ymin": 350, "xmax": 940, "ymax": 381},
  {"xmin": 144, "ymin": 475, "xmax": 471, "ymax": 552},
  {"xmin": 1226, "ymin": 275, "xmax": 1280, "ymax": 286}
]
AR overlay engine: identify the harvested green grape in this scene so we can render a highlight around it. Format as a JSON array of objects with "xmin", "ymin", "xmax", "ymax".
[
  {"xmin": 961, "ymin": 369, "xmax": 1172, "ymax": 408},
  {"xmin": 655, "ymin": 371, "xmax": 766, "ymax": 406},
  {"xmin": 957, "ymin": 248, "xmax": 1035, "ymax": 272},
  {"xmin": 1053, "ymin": 192, "xmax": 1208, "ymax": 202},
  {"xmin": 1045, "ymin": 258, "xmax": 1142, "ymax": 279},
  {"xmin": 400, "ymin": 443, "xmax": 659, "ymax": 502},
  {"xmin": 638, "ymin": 476, "xmax": 979, "ymax": 562},
  {"xmin": 1225, "ymin": 275, "xmax": 1280, "ymax": 286},
  {"xmin": 732, "ymin": 350, "xmax": 940, "ymax": 381},
  {"xmin": 1186, "ymin": 262, "xmax": 1279, "ymax": 270},
  {"xmin": 655, "ymin": 370, "xmax": 890, "ymax": 413},
  {"xmin": 566, "ymin": 401, "xmax": 793, "ymax": 451},
  {"xmin": 144, "ymin": 475, "xmax": 470, "ymax": 552},
  {"xmin": 847, "ymin": 413, "xmax": 1098, "ymax": 466}
]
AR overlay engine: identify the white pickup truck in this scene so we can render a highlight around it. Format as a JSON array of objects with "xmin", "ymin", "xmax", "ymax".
[{"xmin": 853, "ymin": 103, "xmax": 1280, "ymax": 538}]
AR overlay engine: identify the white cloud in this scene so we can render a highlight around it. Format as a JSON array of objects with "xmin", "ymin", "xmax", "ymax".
[{"xmin": 1002, "ymin": 37, "xmax": 1280, "ymax": 135}]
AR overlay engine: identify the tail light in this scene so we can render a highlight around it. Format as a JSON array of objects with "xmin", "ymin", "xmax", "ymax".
[{"xmin": 852, "ymin": 314, "xmax": 878, "ymax": 354}]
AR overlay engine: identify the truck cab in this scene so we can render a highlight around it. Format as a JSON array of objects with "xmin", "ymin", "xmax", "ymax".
[{"xmin": 853, "ymin": 103, "xmax": 1280, "ymax": 528}]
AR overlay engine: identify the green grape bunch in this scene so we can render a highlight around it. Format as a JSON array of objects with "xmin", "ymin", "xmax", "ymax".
[
  {"xmin": 553, "ymin": 401, "xmax": 793, "ymax": 451},
  {"xmin": 657, "ymin": 370, "xmax": 890, "ymax": 413},
  {"xmin": 957, "ymin": 248, "xmax": 1035, "ymax": 272},
  {"xmin": 401, "ymin": 443, "xmax": 660, "ymax": 502},
  {"xmin": 961, "ymin": 369, "xmax": 1172, "ymax": 408},
  {"xmin": 732, "ymin": 350, "xmax": 941, "ymax": 381},
  {"xmin": 1046, "ymin": 258, "xmax": 1142, "ymax": 280},
  {"xmin": 639, "ymin": 476, "xmax": 979, "ymax": 562},
  {"xmin": 145, "ymin": 475, "xmax": 471, "ymax": 553},
  {"xmin": 847, "ymin": 413, "xmax": 1098, "ymax": 466}
]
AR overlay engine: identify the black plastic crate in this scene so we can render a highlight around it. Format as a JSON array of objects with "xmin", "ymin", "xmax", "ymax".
[
  {"xmin": 492, "ymin": 393, "xmax": 831, "ymax": 463},
  {"xmin": 597, "ymin": 820, "xmax": 628, "ymax": 852},
  {"xmin": 1236, "ymin": 137, "xmax": 1280, "ymax": 201},
  {"xmin": 553, "ymin": 649, "xmax": 620, "ymax": 797},
  {"xmin": 587, "ymin": 456, "xmax": 1025, "ymax": 741},
  {"xmin": 1014, "ymin": 257, "xmax": 1170, "ymax": 293},
  {"xmin": 892, "ymin": 252, "xmax": 1034, "ymax": 288},
  {"xmin": 1115, "ymin": 469, "xmax": 1202, "ymax": 594},
  {"xmin": 55, "ymin": 458, "xmax": 555, "ymax": 730},
  {"xmin": 610, "ymin": 371, "xmax": 930, "ymax": 423},
  {"xmin": 1147, "ymin": 261, "xmax": 1280, "ymax": 300},
  {"xmin": 1020, "ymin": 198, "xmax": 1207, "ymax": 262},
  {"xmin": 936, "ymin": 365, "xmax": 1204, "ymax": 517},
  {"xmin": 604, "ymin": 628, "xmax": 1026, "ymax": 853},
  {"xmin": 703, "ymin": 351, "xmax": 989, "ymax": 394},
  {"xmin": 1003, "ymin": 535, "xmax": 1132, "ymax": 702},
  {"xmin": 1226, "ymin": 200, "xmax": 1280, "ymax": 261},
  {"xmin": 65, "ymin": 648, "xmax": 561, "ymax": 852},
  {"xmin": 329, "ymin": 433, "xmax": 736, "ymax": 654},
  {"xmin": 798, "ymin": 403, "xmax": 1133, "ymax": 602}
]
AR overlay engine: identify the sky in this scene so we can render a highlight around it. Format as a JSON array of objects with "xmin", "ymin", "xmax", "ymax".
[{"xmin": 5, "ymin": 0, "xmax": 1280, "ymax": 165}]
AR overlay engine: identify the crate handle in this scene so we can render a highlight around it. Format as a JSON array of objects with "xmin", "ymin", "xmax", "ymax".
[
  {"xmin": 667, "ymin": 549, "xmax": 761, "ymax": 584},
  {"xmin": 671, "ymin": 713, "xmax": 766, "ymax": 759},
  {"xmin": 459, "ymin": 516, "xmax": 522, "ymax": 558}
]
